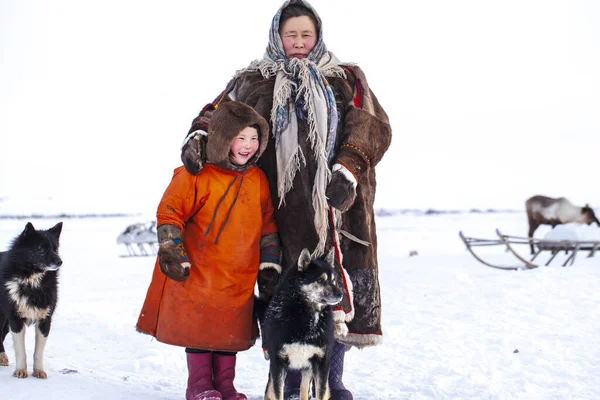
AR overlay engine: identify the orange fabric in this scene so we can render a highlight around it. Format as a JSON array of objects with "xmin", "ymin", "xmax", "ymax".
[{"xmin": 136, "ymin": 165, "xmax": 277, "ymax": 351}]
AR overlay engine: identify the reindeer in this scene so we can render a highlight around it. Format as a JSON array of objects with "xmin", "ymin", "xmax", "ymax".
[{"xmin": 525, "ymin": 195, "xmax": 600, "ymax": 254}]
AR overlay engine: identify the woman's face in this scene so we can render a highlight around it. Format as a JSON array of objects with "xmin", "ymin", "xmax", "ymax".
[
  {"xmin": 229, "ymin": 126, "xmax": 259, "ymax": 165},
  {"xmin": 279, "ymin": 16, "xmax": 317, "ymax": 59}
]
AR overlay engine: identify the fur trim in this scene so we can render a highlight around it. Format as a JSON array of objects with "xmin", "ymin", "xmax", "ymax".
[
  {"xmin": 338, "ymin": 332, "xmax": 383, "ymax": 349},
  {"xmin": 207, "ymin": 101, "xmax": 270, "ymax": 170},
  {"xmin": 331, "ymin": 210, "xmax": 355, "ymax": 322},
  {"xmin": 337, "ymin": 264, "xmax": 355, "ymax": 323},
  {"xmin": 332, "ymin": 309, "xmax": 347, "ymax": 324},
  {"xmin": 182, "ymin": 129, "xmax": 207, "ymax": 149},
  {"xmin": 259, "ymin": 262, "xmax": 282, "ymax": 274},
  {"xmin": 332, "ymin": 163, "xmax": 357, "ymax": 187},
  {"xmin": 334, "ymin": 321, "xmax": 349, "ymax": 337}
]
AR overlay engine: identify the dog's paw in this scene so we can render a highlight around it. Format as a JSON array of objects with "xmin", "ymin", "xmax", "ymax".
[
  {"xmin": 0, "ymin": 352, "xmax": 8, "ymax": 366},
  {"xmin": 13, "ymin": 368, "xmax": 28, "ymax": 378},
  {"xmin": 33, "ymin": 369, "xmax": 48, "ymax": 379}
]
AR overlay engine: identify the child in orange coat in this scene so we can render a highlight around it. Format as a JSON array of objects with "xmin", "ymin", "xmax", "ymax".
[{"xmin": 137, "ymin": 101, "xmax": 282, "ymax": 400}]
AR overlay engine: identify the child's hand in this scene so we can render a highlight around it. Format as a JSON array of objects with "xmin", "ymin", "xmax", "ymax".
[
  {"xmin": 158, "ymin": 239, "xmax": 191, "ymax": 281},
  {"xmin": 258, "ymin": 233, "xmax": 281, "ymax": 301},
  {"xmin": 257, "ymin": 267, "xmax": 281, "ymax": 301}
]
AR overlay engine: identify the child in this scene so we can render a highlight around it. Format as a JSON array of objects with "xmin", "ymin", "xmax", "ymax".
[{"xmin": 137, "ymin": 101, "xmax": 282, "ymax": 400}]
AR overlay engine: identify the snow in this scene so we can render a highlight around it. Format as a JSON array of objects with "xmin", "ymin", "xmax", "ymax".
[
  {"xmin": 2, "ymin": 211, "xmax": 600, "ymax": 399},
  {"xmin": 543, "ymin": 224, "xmax": 600, "ymax": 241},
  {"xmin": 2, "ymin": 1, "xmax": 599, "ymax": 398}
]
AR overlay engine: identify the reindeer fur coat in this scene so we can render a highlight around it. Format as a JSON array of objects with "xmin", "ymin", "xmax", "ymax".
[{"xmin": 183, "ymin": 66, "xmax": 392, "ymax": 348}]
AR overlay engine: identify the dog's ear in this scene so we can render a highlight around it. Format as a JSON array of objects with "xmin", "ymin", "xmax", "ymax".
[
  {"xmin": 49, "ymin": 222, "xmax": 63, "ymax": 239},
  {"xmin": 23, "ymin": 222, "xmax": 36, "ymax": 236},
  {"xmin": 325, "ymin": 247, "xmax": 336, "ymax": 268},
  {"xmin": 298, "ymin": 248, "xmax": 312, "ymax": 272}
]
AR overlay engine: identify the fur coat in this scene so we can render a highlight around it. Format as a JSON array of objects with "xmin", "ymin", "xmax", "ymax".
[{"xmin": 183, "ymin": 66, "xmax": 391, "ymax": 348}]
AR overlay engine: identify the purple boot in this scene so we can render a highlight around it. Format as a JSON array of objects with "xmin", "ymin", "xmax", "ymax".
[
  {"xmin": 186, "ymin": 352, "xmax": 223, "ymax": 400},
  {"xmin": 212, "ymin": 354, "xmax": 247, "ymax": 400},
  {"xmin": 329, "ymin": 342, "xmax": 353, "ymax": 400},
  {"xmin": 283, "ymin": 369, "xmax": 302, "ymax": 400}
]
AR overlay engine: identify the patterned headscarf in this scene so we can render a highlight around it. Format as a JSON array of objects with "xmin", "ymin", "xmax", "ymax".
[{"xmin": 234, "ymin": 0, "xmax": 345, "ymax": 256}]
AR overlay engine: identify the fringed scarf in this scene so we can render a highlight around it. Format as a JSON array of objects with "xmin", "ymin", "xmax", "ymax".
[{"xmin": 234, "ymin": 0, "xmax": 345, "ymax": 256}]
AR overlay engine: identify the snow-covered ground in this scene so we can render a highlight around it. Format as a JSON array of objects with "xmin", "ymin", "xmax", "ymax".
[{"xmin": 1, "ymin": 211, "xmax": 599, "ymax": 399}]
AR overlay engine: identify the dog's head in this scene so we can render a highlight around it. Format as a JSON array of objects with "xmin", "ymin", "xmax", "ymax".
[
  {"xmin": 297, "ymin": 248, "xmax": 343, "ymax": 309},
  {"xmin": 12, "ymin": 222, "xmax": 63, "ymax": 272}
]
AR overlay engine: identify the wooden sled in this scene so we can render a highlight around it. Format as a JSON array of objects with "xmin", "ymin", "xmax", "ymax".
[
  {"xmin": 459, "ymin": 230, "xmax": 600, "ymax": 270},
  {"xmin": 117, "ymin": 221, "xmax": 158, "ymax": 258},
  {"xmin": 119, "ymin": 252, "xmax": 156, "ymax": 258}
]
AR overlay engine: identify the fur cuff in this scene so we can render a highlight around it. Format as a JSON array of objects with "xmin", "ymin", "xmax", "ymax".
[
  {"xmin": 332, "ymin": 308, "xmax": 355, "ymax": 325},
  {"xmin": 259, "ymin": 262, "xmax": 282, "ymax": 274},
  {"xmin": 334, "ymin": 322, "xmax": 349, "ymax": 338},
  {"xmin": 181, "ymin": 129, "xmax": 207, "ymax": 149},
  {"xmin": 338, "ymin": 332, "xmax": 383, "ymax": 349},
  {"xmin": 335, "ymin": 148, "xmax": 369, "ymax": 179},
  {"xmin": 332, "ymin": 163, "xmax": 357, "ymax": 187}
]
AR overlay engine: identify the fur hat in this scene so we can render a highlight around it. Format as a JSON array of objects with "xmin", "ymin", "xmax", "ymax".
[{"xmin": 207, "ymin": 101, "xmax": 270, "ymax": 170}]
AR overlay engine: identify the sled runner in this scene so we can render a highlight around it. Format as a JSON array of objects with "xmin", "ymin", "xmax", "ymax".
[
  {"xmin": 459, "ymin": 229, "xmax": 600, "ymax": 270},
  {"xmin": 117, "ymin": 221, "xmax": 158, "ymax": 257}
]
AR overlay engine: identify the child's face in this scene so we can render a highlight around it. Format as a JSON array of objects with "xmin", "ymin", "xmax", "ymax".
[
  {"xmin": 279, "ymin": 16, "xmax": 317, "ymax": 59},
  {"xmin": 229, "ymin": 126, "xmax": 259, "ymax": 166}
]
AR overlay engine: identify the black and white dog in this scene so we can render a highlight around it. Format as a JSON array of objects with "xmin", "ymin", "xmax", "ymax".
[
  {"xmin": 0, "ymin": 222, "xmax": 63, "ymax": 379},
  {"xmin": 260, "ymin": 248, "xmax": 343, "ymax": 400}
]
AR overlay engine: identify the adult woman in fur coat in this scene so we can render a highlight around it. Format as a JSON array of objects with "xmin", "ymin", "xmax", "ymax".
[{"xmin": 180, "ymin": 1, "xmax": 392, "ymax": 398}]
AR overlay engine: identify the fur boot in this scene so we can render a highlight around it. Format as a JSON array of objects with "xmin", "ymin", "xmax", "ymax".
[
  {"xmin": 186, "ymin": 352, "xmax": 222, "ymax": 400},
  {"xmin": 329, "ymin": 342, "xmax": 353, "ymax": 400},
  {"xmin": 212, "ymin": 354, "xmax": 247, "ymax": 400}
]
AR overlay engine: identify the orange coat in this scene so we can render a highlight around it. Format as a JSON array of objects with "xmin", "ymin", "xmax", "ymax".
[{"xmin": 136, "ymin": 164, "xmax": 277, "ymax": 351}]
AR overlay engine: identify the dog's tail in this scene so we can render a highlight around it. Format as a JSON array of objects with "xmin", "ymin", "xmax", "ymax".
[
  {"xmin": 253, "ymin": 295, "xmax": 271, "ymax": 360},
  {"xmin": 253, "ymin": 295, "xmax": 269, "ymax": 330}
]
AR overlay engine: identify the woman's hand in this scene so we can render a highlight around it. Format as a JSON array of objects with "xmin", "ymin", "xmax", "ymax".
[
  {"xmin": 326, "ymin": 168, "xmax": 357, "ymax": 212},
  {"xmin": 181, "ymin": 132, "xmax": 207, "ymax": 175}
]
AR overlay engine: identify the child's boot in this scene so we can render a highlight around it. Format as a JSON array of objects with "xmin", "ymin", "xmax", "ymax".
[
  {"xmin": 212, "ymin": 353, "xmax": 247, "ymax": 400},
  {"xmin": 329, "ymin": 341, "xmax": 353, "ymax": 400},
  {"xmin": 186, "ymin": 352, "xmax": 222, "ymax": 400}
]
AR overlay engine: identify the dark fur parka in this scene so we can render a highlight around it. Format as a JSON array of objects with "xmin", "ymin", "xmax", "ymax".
[{"xmin": 184, "ymin": 66, "xmax": 391, "ymax": 348}]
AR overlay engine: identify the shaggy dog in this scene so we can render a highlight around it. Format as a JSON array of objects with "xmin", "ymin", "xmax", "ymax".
[
  {"xmin": 0, "ymin": 222, "xmax": 63, "ymax": 378},
  {"xmin": 258, "ymin": 248, "xmax": 343, "ymax": 400}
]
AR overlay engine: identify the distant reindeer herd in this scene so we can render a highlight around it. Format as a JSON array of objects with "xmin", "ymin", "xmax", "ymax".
[{"xmin": 525, "ymin": 195, "xmax": 600, "ymax": 254}]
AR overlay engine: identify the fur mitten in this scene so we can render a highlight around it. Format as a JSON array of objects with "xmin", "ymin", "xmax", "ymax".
[
  {"xmin": 257, "ymin": 267, "xmax": 281, "ymax": 302},
  {"xmin": 258, "ymin": 232, "xmax": 281, "ymax": 301},
  {"xmin": 157, "ymin": 224, "xmax": 191, "ymax": 281},
  {"xmin": 181, "ymin": 131, "xmax": 207, "ymax": 176},
  {"xmin": 326, "ymin": 165, "xmax": 357, "ymax": 212},
  {"xmin": 158, "ymin": 239, "xmax": 191, "ymax": 281}
]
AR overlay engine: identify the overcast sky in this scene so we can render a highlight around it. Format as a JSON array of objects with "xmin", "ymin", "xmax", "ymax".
[{"xmin": 1, "ymin": 0, "xmax": 599, "ymax": 213}]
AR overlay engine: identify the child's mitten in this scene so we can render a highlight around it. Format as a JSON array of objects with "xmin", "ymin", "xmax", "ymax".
[{"xmin": 157, "ymin": 224, "xmax": 191, "ymax": 281}]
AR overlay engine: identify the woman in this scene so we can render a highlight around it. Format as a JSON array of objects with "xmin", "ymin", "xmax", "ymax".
[{"xmin": 180, "ymin": 1, "xmax": 392, "ymax": 398}]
